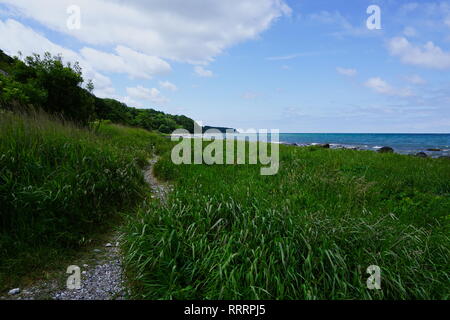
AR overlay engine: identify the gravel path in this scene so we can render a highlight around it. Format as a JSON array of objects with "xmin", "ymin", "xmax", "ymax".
[
  {"xmin": 143, "ymin": 157, "xmax": 171, "ymax": 203},
  {"xmin": 52, "ymin": 235, "xmax": 127, "ymax": 300},
  {"xmin": 2, "ymin": 156, "xmax": 168, "ymax": 300},
  {"xmin": 2, "ymin": 234, "xmax": 127, "ymax": 300}
]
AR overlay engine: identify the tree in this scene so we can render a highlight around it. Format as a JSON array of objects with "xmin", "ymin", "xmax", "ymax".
[
  {"xmin": 0, "ymin": 52, "xmax": 95, "ymax": 124},
  {"xmin": 0, "ymin": 50, "xmax": 197, "ymax": 132},
  {"xmin": 26, "ymin": 53, "xmax": 94, "ymax": 124}
]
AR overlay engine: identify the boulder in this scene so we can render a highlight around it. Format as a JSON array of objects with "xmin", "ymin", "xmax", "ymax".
[
  {"xmin": 8, "ymin": 288, "xmax": 20, "ymax": 295},
  {"xmin": 318, "ymin": 143, "xmax": 330, "ymax": 149},
  {"xmin": 377, "ymin": 146, "xmax": 394, "ymax": 153},
  {"xmin": 415, "ymin": 152, "xmax": 428, "ymax": 158},
  {"xmin": 427, "ymin": 148, "xmax": 441, "ymax": 152}
]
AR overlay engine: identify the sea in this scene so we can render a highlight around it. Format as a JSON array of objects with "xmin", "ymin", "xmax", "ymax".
[
  {"xmin": 277, "ymin": 133, "xmax": 450, "ymax": 157},
  {"xmin": 174, "ymin": 132, "xmax": 450, "ymax": 157}
]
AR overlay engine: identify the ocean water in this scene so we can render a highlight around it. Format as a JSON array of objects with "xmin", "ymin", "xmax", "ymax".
[
  {"xmin": 176, "ymin": 132, "xmax": 450, "ymax": 157},
  {"xmin": 277, "ymin": 133, "xmax": 450, "ymax": 156}
]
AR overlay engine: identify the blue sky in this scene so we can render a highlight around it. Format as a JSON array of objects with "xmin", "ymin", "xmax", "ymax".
[{"xmin": 0, "ymin": 0, "xmax": 450, "ymax": 132}]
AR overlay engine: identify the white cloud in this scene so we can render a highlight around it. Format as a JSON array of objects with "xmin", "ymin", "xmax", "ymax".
[
  {"xmin": 336, "ymin": 67, "xmax": 357, "ymax": 76},
  {"xmin": 2, "ymin": 0, "xmax": 291, "ymax": 64},
  {"xmin": 126, "ymin": 86, "xmax": 168, "ymax": 105},
  {"xmin": 364, "ymin": 77, "xmax": 413, "ymax": 97},
  {"xmin": 121, "ymin": 96, "xmax": 143, "ymax": 108},
  {"xmin": 80, "ymin": 46, "xmax": 171, "ymax": 79},
  {"xmin": 0, "ymin": 19, "xmax": 77, "ymax": 66},
  {"xmin": 159, "ymin": 80, "xmax": 178, "ymax": 91},
  {"xmin": 399, "ymin": 2, "xmax": 450, "ymax": 27},
  {"xmin": 194, "ymin": 66, "xmax": 214, "ymax": 77},
  {"xmin": 388, "ymin": 37, "xmax": 450, "ymax": 69},
  {"xmin": 403, "ymin": 26, "xmax": 417, "ymax": 37},
  {"xmin": 0, "ymin": 1, "xmax": 292, "ymax": 106},
  {"xmin": 405, "ymin": 74, "xmax": 426, "ymax": 85},
  {"xmin": 95, "ymin": 86, "xmax": 116, "ymax": 98},
  {"xmin": 0, "ymin": 18, "xmax": 114, "ymax": 97}
]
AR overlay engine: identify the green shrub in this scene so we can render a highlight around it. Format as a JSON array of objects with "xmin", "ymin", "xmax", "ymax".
[{"xmin": 0, "ymin": 110, "xmax": 160, "ymax": 288}]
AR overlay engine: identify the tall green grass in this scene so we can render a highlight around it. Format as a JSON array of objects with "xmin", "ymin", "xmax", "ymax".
[
  {"xmin": 123, "ymin": 143, "xmax": 450, "ymax": 299},
  {"xmin": 0, "ymin": 110, "xmax": 165, "ymax": 289}
]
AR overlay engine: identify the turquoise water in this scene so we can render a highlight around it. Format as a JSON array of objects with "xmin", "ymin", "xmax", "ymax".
[
  {"xmin": 187, "ymin": 132, "xmax": 450, "ymax": 156},
  {"xmin": 278, "ymin": 133, "xmax": 450, "ymax": 156}
]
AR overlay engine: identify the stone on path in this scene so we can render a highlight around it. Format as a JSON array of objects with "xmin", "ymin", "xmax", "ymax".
[{"xmin": 8, "ymin": 288, "xmax": 20, "ymax": 295}]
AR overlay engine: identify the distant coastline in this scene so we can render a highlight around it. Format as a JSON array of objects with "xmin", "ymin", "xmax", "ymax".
[
  {"xmin": 202, "ymin": 126, "xmax": 238, "ymax": 133},
  {"xmin": 277, "ymin": 133, "xmax": 450, "ymax": 157},
  {"xmin": 172, "ymin": 132, "xmax": 450, "ymax": 158}
]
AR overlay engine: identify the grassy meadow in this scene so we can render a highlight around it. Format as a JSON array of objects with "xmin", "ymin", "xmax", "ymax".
[
  {"xmin": 123, "ymin": 142, "xmax": 450, "ymax": 299},
  {"xmin": 1, "ymin": 110, "xmax": 449, "ymax": 299},
  {"xmin": 0, "ymin": 110, "xmax": 166, "ymax": 290}
]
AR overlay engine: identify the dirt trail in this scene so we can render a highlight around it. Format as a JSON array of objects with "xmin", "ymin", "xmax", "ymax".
[
  {"xmin": 1, "ymin": 156, "xmax": 167, "ymax": 300},
  {"xmin": 143, "ymin": 156, "xmax": 171, "ymax": 203}
]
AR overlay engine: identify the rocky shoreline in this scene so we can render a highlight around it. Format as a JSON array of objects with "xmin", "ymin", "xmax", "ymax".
[{"xmin": 280, "ymin": 142, "xmax": 450, "ymax": 159}]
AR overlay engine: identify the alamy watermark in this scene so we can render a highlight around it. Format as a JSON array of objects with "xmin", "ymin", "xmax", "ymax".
[
  {"xmin": 366, "ymin": 265, "xmax": 381, "ymax": 290},
  {"xmin": 66, "ymin": 265, "xmax": 81, "ymax": 290},
  {"xmin": 65, "ymin": 4, "xmax": 381, "ymax": 32},
  {"xmin": 170, "ymin": 122, "xmax": 280, "ymax": 176},
  {"xmin": 366, "ymin": 5, "xmax": 381, "ymax": 30},
  {"xmin": 67, "ymin": 5, "xmax": 81, "ymax": 30}
]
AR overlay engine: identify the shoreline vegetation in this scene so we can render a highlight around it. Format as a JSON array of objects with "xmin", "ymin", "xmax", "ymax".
[
  {"xmin": 1, "ymin": 50, "xmax": 449, "ymax": 299},
  {"xmin": 171, "ymin": 133, "xmax": 450, "ymax": 159},
  {"xmin": 280, "ymin": 142, "xmax": 450, "ymax": 159},
  {"xmin": 0, "ymin": 110, "xmax": 167, "ymax": 290},
  {"xmin": 123, "ymin": 139, "xmax": 450, "ymax": 299}
]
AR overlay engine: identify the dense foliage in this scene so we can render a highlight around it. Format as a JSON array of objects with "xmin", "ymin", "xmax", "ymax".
[
  {"xmin": 0, "ymin": 51, "xmax": 95, "ymax": 124},
  {"xmin": 0, "ymin": 110, "xmax": 168, "ymax": 289},
  {"xmin": 94, "ymin": 98, "xmax": 195, "ymax": 133},
  {"xmin": 0, "ymin": 49, "xmax": 195, "ymax": 132},
  {"xmin": 122, "ymin": 143, "xmax": 450, "ymax": 299}
]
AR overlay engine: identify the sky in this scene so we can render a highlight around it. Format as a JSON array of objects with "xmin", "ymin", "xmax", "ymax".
[{"xmin": 0, "ymin": 0, "xmax": 449, "ymax": 133}]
